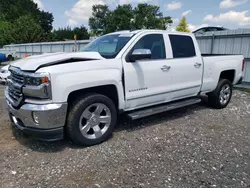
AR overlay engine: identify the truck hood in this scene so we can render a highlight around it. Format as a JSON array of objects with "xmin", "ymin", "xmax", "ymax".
[{"xmin": 11, "ymin": 52, "xmax": 105, "ymax": 71}]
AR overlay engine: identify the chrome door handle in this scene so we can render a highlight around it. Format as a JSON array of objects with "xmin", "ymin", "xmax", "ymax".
[
  {"xmin": 161, "ymin": 65, "xmax": 171, "ymax": 71},
  {"xmin": 194, "ymin": 62, "xmax": 202, "ymax": 68}
]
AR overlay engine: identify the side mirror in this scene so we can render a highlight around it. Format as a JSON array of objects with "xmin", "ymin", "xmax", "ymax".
[{"xmin": 129, "ymin": 49, "xmax": 152, "ymax": 62}]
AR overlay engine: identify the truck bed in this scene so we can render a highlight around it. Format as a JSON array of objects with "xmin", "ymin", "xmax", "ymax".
[{"xmin": 201, "ymin": 54, "xmax": 244, "ymax": 93}]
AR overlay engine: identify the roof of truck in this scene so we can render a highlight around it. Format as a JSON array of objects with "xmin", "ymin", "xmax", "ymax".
[{"xmin": 107, "ymin": 29, "xmax": 194, "ymax": 37}]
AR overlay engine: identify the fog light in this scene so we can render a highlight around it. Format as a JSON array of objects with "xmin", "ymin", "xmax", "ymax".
[{"xmin": 32, "ymin": 112, "xmax": 39, "ymax": 124}]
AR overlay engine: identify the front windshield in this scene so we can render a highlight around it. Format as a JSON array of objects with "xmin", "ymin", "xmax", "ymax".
[{"xmin": 81, "ymin": 34, "xmax": 134, "ymax": 59}]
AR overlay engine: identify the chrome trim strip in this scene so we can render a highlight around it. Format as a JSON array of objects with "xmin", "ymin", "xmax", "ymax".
[
  {"xmin": 21, "ymin": 103, "xmax": 66, "ymax": 111},
  {"xmin": 127, "ymin": 85, "xmax": 201, "ymax": 101}
]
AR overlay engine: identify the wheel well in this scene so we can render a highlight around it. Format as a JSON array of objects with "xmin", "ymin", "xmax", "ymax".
[
  {"xmin": 219, "ymin": 70, "xmax": 235, "ymax": 83},
  {"xmin": 67, "ymin": 85, "xmax": 119, "ymax": 108}
]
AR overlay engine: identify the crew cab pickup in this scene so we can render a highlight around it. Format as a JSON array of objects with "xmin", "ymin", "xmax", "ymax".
[{"xmin": 5, "ymin": 30, "xmax": 244, "ymax": 146}]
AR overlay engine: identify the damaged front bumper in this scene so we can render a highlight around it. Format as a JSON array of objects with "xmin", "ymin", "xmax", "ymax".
[{"xmin": 5, "ymin": 89, "xmax": 68, "ymax": 141}]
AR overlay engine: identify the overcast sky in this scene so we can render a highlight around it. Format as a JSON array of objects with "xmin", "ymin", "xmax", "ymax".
[{"xmin": 33, "ymin": 0, "xmax": 250, "ymax": 31}]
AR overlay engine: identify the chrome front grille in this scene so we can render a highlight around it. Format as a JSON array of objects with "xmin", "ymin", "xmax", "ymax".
[
  {"xmin": 10, "ymin": 69, "xmax": 24, "ymax": 84},
  {"xmin": 7, "ymin": 67, "xmax": 24, "ymax": 107}
]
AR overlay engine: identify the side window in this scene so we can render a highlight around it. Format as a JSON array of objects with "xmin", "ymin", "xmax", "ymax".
[
  {"xmin": 169, "ymin": 35, "xmax": 196, "ymax": 58},
  {"xmin": 206, "ymin": 27, "xmax": 218, "ymax": 32},
  {"xmin": 195, "ymin": 28, "xmax": 206, "ymax": 34},
  {"xmin": 132, "ymin": 34, "xmax": 166, "ymax": 60}
]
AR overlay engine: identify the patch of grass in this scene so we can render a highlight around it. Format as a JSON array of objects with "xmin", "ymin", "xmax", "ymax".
[{"xmin": 246, "ymin": 89, "xmax": 250, "ymax": 93}]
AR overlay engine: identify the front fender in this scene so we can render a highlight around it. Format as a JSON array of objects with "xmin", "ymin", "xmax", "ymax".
[{"xmin": 51, "ymin": 69, "xmax": 125, "ymax": 110}]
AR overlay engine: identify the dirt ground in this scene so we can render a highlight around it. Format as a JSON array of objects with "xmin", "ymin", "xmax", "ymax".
[{"xmin": 0, "ymin": 85, "xmax": 250, "ymax": 188}]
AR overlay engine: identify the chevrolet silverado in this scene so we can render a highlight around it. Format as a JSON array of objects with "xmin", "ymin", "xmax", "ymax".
[{"xmin": 5, "ymin": 30, "xmax": 244, "ymax": 146}]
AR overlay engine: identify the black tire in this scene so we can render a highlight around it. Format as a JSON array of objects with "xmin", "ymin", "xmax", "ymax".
[
  {"xmin": 7, "ymin": 55, "xmax": 13, "ymax": 61},
  {"xmin": 67, "ymin": 93, "xmax": 117, "ymax": 146},
  {"xmin": 207, "ymin": 79, "xmax": 232, "ymax": 109}
]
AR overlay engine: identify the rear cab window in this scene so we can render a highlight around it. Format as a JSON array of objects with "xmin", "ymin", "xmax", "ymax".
[{"xmin": 169, "ymin": 35, "xmax": 196, "ymax": 58}]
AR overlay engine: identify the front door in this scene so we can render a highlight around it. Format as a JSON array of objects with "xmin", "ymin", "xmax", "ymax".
[{"xmin": 122, "ymin": 33, "xmax": 171, "ymax": 110}]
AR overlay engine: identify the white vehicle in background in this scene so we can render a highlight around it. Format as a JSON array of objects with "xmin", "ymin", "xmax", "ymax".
[
  {"xmin": 0, "ymin": 49, "xmax": 16, "ymax": 62},
  {"xmin": 5, "ymin": 30, "xmax": 244, "ymax": 146},
  {"xmin": 0, "ymin": 65, "xmax": 10, "ymax": 84}
]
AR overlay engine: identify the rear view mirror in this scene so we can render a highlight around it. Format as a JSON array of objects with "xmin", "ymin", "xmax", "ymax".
[{"xmin": 129, "ymin": 49, "xmax": 151, "ymax": 62}]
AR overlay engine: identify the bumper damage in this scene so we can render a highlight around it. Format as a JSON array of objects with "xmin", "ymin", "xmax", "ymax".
[
  {"xmin": 6, "ymin": 96, "xmax": 68, "ymax": 141},
  {"xmin": 9, "ymin": 113, "xmax": 64, "ymax": 141}
]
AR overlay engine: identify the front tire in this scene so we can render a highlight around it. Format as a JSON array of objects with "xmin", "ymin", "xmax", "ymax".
[
  {"xmin": 67, "ymin": 93, "xmax": 117, "ymax": 146},
  {"xmin": 207, "ymin": 79, "xmax": 232, "ymax": 109}
]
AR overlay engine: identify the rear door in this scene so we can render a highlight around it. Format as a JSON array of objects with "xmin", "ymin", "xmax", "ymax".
[
  {"xmin": 167, "ymin": 34, "xmax": 203, "ymax": 100},
  {"xmin": 122, "ymin": 33, "xmax": 172, "ymax": 110}
]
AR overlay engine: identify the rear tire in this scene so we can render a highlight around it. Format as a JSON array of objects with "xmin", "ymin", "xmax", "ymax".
[
  {"xmin": 207, "ymin": 79, "xmax": 232, "ymax": 109},
  {"xmin": 67, "ymin": 93, "xmax": 117, "ymax": 146}
]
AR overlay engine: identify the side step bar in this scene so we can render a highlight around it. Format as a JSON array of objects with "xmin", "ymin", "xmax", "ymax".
[{"xmin": 127, "ymin": 98, "xmax": 201, "ymax": 120}]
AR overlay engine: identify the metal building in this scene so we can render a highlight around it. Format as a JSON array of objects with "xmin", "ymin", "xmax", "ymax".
[
  {"xmin": 2, "ymin": 40, "xmax": 90, "ymax": 59},
  {"xmin": 196, "ymin": 29, "xmax": 250, "ymax": 83}
]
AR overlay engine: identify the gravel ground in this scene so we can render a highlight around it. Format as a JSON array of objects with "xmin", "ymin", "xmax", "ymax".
[{"xmin": 0, "ymin": 85, "xmax": 250, "ymax": 188}]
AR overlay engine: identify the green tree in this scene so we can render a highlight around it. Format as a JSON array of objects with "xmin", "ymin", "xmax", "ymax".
[
  {"xmin": 37, "ymin": 10, "xmax": 54, "ymax": 33},
  {"xmin": 106, "ymin": 4, "xmax": 134, "ymax": 33},
  {"xmin": 176, "ymin": 17, "xmax": 190, "ymax": 32},
  {"xmin": 0, "ymin": 0, "xmax": 54, "ymax": 45},
  {"xmin": 53, "ymin": 26, "xmax": 89, "ymax": 41},
  {"xmin": 134, "ymin": 4, "xmax": 172, "ymax": 30},
  {"xmin": 0, "ymin": 21, "xmax": 11, "ymax": 47},
  {"xmin": 7, "ymin": 15, "xmax": 46, "ymax": 44},
  {"xmin": 53, "ymin": 27, "xmax": 74, "ymax": 41},
  {"xmin": 89, "ymin": 5, "xmax": 110, "ymax": 35},
  {"xmin": 0, "ymin": 0, "xmax": 54, "ymax": 33},
  {"xmin": 73, "ymin": 26, "xmax": 90, "ymax": 40},
  {"xmin": 89, "ymin": 3, "xmax": 173, "ymax": 35}
]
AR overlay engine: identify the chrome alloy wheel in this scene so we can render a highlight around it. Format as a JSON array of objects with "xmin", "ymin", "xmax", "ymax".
[
  {"xmin": 79, "ymin": 103, "xmax": 111, "ymax": 139},
  {"xmin": 219, "ymin": 84, "xmax": 231, "ymax": 105}
]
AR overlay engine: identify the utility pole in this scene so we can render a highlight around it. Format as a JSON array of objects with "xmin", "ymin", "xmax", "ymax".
[{"xmin": 74, "ymin": 34, "xmax": 77, "ymax": 52}]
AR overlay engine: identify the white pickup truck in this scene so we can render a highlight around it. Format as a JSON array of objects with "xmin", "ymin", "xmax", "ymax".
[{"xmin": 5, "ymin": 30, "xmax": 244, "ymax": 146}]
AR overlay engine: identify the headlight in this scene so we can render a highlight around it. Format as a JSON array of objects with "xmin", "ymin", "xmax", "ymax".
[
  {"xmin": 22, "ymin": 72, "xmax": 52, "ymax": 99},
  {"xmin": 24, "ymin": 73, "xmax": 50, "ymax": 86}
]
